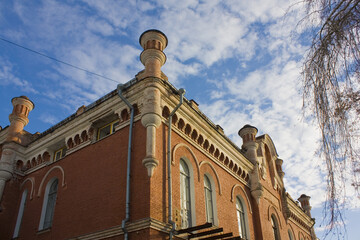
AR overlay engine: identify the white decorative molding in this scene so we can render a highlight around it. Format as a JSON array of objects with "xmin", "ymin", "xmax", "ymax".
[
  {"xmin": 172, "ymin": 143, "xmax": 200, "ymax": 179},
  {"xmin": 267, "ymin": 205, "xmax": 283, "ymax": 229},
  {"xmin": 230, "ymin": 184, "xmax": 253, "ymax": 214},
  {"xmin": 20, "ymin": 177, "xmax": 35, "ymax": 200},
  {"xmin": 199, "ymin": 160, "xmax": 222, "ymax": 195},
  {"xmin": 37, "ymin": 165, "xmax": 66, "ymax": 197}
]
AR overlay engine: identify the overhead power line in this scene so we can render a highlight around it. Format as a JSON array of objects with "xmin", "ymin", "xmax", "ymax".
[{"xmin": 0, "ymin": 36, "xmax": 120, "ymax": 84}]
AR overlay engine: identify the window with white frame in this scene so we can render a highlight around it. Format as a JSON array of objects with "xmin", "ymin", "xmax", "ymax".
[
  {"xmin": 97, "ymin": 120, "xmax": 119, "ymax": 140},
  {"xmin": 236, "ymin": 196, "xmax": 249, "ymax": 239},
  {"xmin": 180, "ymin": 159, "xmax": 192, "ymax": 228},
  {"xmin": 13, "ymin": 189, "xmax": 28, "ymax": 238},
  {"xmin": 39, "ymin": 178, "xmax": 58, "ymax": 230},
  {"xmin": 204, "ymin": 175, "xmax": 214, "ymax": 224}
]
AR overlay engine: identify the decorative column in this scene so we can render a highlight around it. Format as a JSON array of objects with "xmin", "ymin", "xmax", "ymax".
[
  {"xmin": 0, "ymin": 96, "xmax": 34, "ymax": 204},
  {"xmin": 239, "ymin": 124, "xmax": 263, "ymax": 204},
  {"xmin": 139, "ymin": 30, "xmax": 168, "ymax": 177}
]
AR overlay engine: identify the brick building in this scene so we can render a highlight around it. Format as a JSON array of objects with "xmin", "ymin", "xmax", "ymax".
[{"xmin": 0, "ymin": 30, "xmax": 316, "ymax": 240}]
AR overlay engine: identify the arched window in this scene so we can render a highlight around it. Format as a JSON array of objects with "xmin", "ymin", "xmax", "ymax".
[
  {"xmin": 204, "ymin": 175, "xmax": 214, "ymax": 224},
  {"xmin": 288, "ymin": 229, "xmax": 294, "ymax": 240},
  {"xmin": 39, "ymin": 178, "xmax": 59, "ymax": 230},
  {"xmin": 180, "ymin": 160, "xmax": 192, "ymax": 228},
  {"xmin": 271, "ymin": 214, "xmax": 280, "ymax": 240},
  {"xmin": 13, "ymin": 189, "xmax": 28, "ymax": 238},
  {"xmin": 236, "ymin": 196, "xmax": 248, "ymax": 239}
]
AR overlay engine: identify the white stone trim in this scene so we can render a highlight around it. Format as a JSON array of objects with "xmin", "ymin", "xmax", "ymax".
[
  {"xmin": 20, "ymin": 177, "xmax": 35, "ymax": 200},
  {"xmin": 13, "ymin": 189, "xmax": 28, "ymax": 238},
  {"xmin": 231, "ymin": 184, "xmax": 253, "ymax": 214},
  {"xmin": 199, "ymin": 161, "xmax": 222, "ymax": 195},
  {"xmin": 38, "ymin": 177, "xmax": 58, "ymax": 230},
  {"xmin": 37, "ymin": 165, "xmax": 65, "ymax": 197}
]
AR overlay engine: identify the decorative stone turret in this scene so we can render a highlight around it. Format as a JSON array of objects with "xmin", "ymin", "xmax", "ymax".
[
  {"xmin": 298, "ymin": 194, "xmax": 317, "ymax": 240},
  {"xmin": 238, "ymin": 124, "xmax": 258, "ymax": 164},
  {"xmin": 0, "ymin": 96, "xmax": 34, "ymax": 205},
  {"xmin": 138, "ymin": 29, "xmax": 168, "ymax": 80},
  {"xmin": 239, "ymin": 124, "xmax": 263, "ymax": 204},
  {"xmin": 139, "ymin": 30, "xmax": 168, "ymax": 177},
  {"xmin": 298, "ymin": 194, "xmax": 312, "ymax": 217},
  {"xmin": 6, "ymin": 96, "xmax": 34, "ymax": 144}
]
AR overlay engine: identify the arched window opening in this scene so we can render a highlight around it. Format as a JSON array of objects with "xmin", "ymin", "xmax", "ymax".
[
  {"xmin": 180, "ymin": 160, "xmax": 192, "ymax": 228},
  {"xmin": 204, "ymin": 175, "xmax": 214, "ymax": 224},
  {"xmin": 39, "ymin": 178, "xmax": 59, "ymax": 230},
  {"xmin": 271, "ymin": 215, "xmax": 280, "ymax": 240},
  {"xmin": 288, "ymin": 229, "xmax": 294, "ymax": 240},
  {"xmin": 236, "ymin": 197, "xmax": 248, "ymax": 239},
  {"xmin": 13, "ymin": 189, "xmax": 28, "ymax": 238}
]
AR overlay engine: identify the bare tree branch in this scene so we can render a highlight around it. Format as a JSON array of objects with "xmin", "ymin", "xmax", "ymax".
[{"xmin": 302, "ymin": 0, "xmax": 360, "ymax": 238}]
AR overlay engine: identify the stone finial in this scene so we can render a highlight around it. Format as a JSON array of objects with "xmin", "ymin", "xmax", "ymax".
[
  {"xmin": 298, "ymin": 194, "xmax": 312, "ymax": 217},
  {"xmin": 6, "ymin": 96, "xmax": 35, "ymax": 143},
  {"xmin": 139, "ymin": 29, "xmax": 168, "ymax": 79}
]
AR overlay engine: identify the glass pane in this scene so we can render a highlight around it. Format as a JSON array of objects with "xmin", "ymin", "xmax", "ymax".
[
  {"xmin": 204, "ymin": 176, "xmax": 213, "ymax": 223},
  {"xmin": 54, "ymin": 151, "xmax": 62, "ymax": 161},
  {"xmin": 112, "ymin": 121, "xmax": 119, "ymax": 132},
  {"xmin": 272, "ymin": 216, "xmax": 279, "ymax": 240},
  {"xmin": 204, "ymin": 175, "xmax": 211, "ymax": 189},
  {"xmin": 180, "ymin": 160, "xmax": 191, "ymax": 228},
  {"xmin": 44, "ymin": 180, "xmax": 58, "ymax": 229},
  {"xmin": 288, "ymin": 230, "xmax": 293, "ymax": 240},
  {"xmin": 13, "ymin": 190, "xmax": 27, "ymax": 238},
  {"xmin": 236, "ymin": 198, "xmax": 247, "ymax": 239},
  {"xmin": 61, "ymin": 148, "xmax": 66, "ymax": 157},
  {"xmin": 98, "ymin": 125, "xmax": 111, "ymax": 140}
]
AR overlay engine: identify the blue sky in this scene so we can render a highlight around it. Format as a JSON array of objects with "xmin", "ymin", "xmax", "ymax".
[{"xmin": 0, "ymin": 0, "xmax": 359, "ymax": 238}]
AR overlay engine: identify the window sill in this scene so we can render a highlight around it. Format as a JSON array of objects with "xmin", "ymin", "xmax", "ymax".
[{"xmin": 37, "ymin": 228, "xmax": 51, "ymax": 235}]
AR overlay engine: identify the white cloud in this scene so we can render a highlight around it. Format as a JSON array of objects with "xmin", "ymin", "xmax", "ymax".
[
  {"xmin": 0, "ymin": 57, "xmax": 38, "ymax": 94},
  {"xmin": 39, "ymin": 113, "xmax": 58, "ymax": 125},
  {"xmin": 2, "ymin": 0, "xmax": 358, "ymax": 218}
]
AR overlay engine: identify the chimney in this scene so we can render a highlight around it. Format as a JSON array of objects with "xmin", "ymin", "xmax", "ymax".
[
  {"xmin": 238, "ymin": 124, "xmax": 258, "ymax": 164},
  {"xmin": 298, "ymin": 194, "xmax": 312, "ymax": 217},
  {"xmin": 6, "ymin": 96, "xmax": 34, "ymax": 144},
  {"xmin": 139, "ymin": 29, "xmax": 168, "ymax": 79}
]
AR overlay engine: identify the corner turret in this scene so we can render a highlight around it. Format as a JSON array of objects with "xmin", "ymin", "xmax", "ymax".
[
  {"xmin": 138, "ymin": 29, "xmax": 168, "ymax": 80},
  {"xmin": 0, "ymin": 96, "xmax": 34, "ymax": 206}
]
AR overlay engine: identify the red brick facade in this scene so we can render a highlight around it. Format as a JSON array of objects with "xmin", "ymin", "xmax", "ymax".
[{"xmin": 0, "ymin": 30, "xmax": 316, "ymax": 240}]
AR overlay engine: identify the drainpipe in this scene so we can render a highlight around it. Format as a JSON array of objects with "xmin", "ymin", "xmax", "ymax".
[
  {"xmin": 117, "ymin": 84, "xmax": 135, "ymax": 240},
  {"xmin": 168, "ymin": 88, "xmax": 185, "ymax": 240}
]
